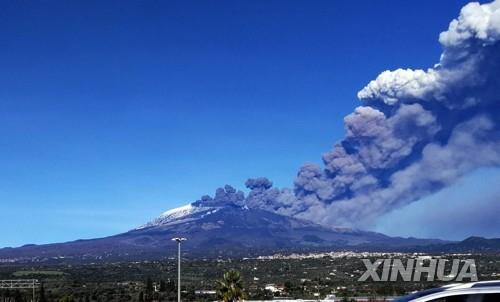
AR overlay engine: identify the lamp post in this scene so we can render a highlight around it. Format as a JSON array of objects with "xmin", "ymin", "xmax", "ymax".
[{"xmin": 171, "ymin": 237, "xmax": 187, "ymax": 302}]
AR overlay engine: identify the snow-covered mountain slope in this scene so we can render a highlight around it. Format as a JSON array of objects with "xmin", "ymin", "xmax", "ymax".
[{"xmin": 138, "ymin": 203, "xmax": 221, "ymax": 229}]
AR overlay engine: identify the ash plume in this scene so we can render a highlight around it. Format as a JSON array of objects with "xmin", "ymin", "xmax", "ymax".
[
  {"xmin": 196, "ymin": 0, "xmax": 500, "ymax": 228},
  {"xmin": 290, "ymin": 0, "xmax": 500, "ymax": 226},
  {"xmin": 192, "ymin": 185, "xmax": 245, "ymax": 207}
]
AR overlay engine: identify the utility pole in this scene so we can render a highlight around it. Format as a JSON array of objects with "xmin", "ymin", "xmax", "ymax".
[
  {"xmin": 171, "ymin": 237, "xmax": 187, "ymax": 302},
  {"xmin": 0, "ymin": 280, "xmax": 39, "ymax": 302}
]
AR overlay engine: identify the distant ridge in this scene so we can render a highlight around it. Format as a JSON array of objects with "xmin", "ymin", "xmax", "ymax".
[{"xmin": 414, "ymin": 236, "xmax": 500, "ymax": 253}]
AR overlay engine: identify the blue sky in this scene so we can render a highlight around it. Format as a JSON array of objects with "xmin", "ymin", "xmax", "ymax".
[
  {"xmin": 375, "ymin": 168, "xmax": 500, "ymax": 241},
  {"xmin": 0, "ymin": 0, "xmax": 483, "ymax": 247}
]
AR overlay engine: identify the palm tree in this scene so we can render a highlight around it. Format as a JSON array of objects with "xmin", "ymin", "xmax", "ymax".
[{"xmin": 216, "ymin": 270, "xmax": 247, "ymax": 302}]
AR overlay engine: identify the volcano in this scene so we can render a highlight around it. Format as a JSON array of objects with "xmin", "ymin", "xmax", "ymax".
[{"xmin": 0, "ymin": 201, "xmax": 450, "ymax": 263}]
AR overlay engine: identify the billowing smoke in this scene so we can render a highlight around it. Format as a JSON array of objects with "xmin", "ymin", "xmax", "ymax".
[
  {"xmin": 195, "ymin": 0, "xmax": 500, "ymax": 228},
  {"xmin": 245, "ymin": 178, "xmax": 297, "ymax": 215},
  {"xmin": 192, "ymin": 185, "xmax": 245, "ymax": 207},
  {"xmin": 291, "ymin": 0, "xmax": 500, "ymax": 226}
]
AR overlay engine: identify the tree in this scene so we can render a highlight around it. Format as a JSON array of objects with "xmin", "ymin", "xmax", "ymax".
[
  {"xmin": 159, "ymin": 280, "xmax": 166, "ymax": 292},
  {"xmin": 2, "ymin": 289, "xmax": 11, "ymax": 301},
  {"xmin": 13, "ymin": 290, "xmax": 24, "ymax": 302},
  {"xmin": 138, "ymin": 291, "xmax": 144, "ymax": 302},
  {"xmin": 145, "ymin": 277, "xmax": 153, "ymax": 302},
  {"xmin": 39, "ymin": 283, "xmax": 48, "ymax": 302},
  {"xmin": 215, "ymin": 270, "xmax": 246, "ymax": 302},
  {"xmin": 284, "ymin": 280, "xmax": 294, "ymax": 293},
  {"xmin": 166, "ymin": 279, "xmax": 175, "ymax": 293},
  {"xmin": 146, "ymin": 277, "xmax": 153, "ymax": 293},
  {"xmin": 59, "ymin": 295, "xmax": 75, "ymax": 302}
]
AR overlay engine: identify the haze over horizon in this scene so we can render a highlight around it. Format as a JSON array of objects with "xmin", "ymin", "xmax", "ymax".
[{"xmin": 2, "ymin": 0, "xmax": 500, "ymax": 248}]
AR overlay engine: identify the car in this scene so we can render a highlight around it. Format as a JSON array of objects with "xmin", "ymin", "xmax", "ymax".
[{"xmin": 393, "ymin": 281, "xmax": 500, "ymax": 301}]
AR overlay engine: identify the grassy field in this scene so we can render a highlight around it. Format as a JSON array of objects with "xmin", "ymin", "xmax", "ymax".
[{"xmin": 13, "ymin": 270, "xmax": 65, "ymax": 277}]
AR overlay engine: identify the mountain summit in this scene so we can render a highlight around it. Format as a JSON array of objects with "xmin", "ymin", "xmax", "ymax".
[{"xmin": 0, "ymin": 198, "xmax": 449, "ymax": 263}]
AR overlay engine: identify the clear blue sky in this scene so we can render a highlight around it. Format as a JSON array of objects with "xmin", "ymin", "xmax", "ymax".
[{"xmin": 0, "ymin": 0, "xmax": 478, "ymax": 247}]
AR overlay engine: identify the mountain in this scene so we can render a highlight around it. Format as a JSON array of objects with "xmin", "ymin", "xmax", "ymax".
[
  {"xmin": 0, "ymin": 202, "xmax": 453, "ymax": 263},
  {"xmin": 414, "ymin": 236, "xmax": 500, "ymax": 253}
]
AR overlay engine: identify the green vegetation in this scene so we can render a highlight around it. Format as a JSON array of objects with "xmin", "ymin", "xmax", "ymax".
[
  {"xmin": 13, "ymin": 270, "xmax": 64, "ymax": 277},
  {"xmin": 0, "ymin": 253, "xmax": 498, "ymax": 301},
  {"xmin": 40, "ymin": 283, "xmax": 48, "ymax": 302},
  {"xmin": 216, "ymin": 270, "xmax": 246, "ymax": 302}
]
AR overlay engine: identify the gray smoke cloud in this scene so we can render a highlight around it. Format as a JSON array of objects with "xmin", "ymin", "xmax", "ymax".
[
  {"xmin": 244, "ymin": 178, "xmax": 298, "ymax": 214},
  {"xmin": 195, "ymin": 0, "xmax": 500, "ymax": 228},
  {"xmin": 192, "ymin": 184, "xmax": 245, "ymax": 207}
]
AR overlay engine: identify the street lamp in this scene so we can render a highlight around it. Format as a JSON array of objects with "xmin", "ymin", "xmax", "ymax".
[{"xmin": 171, "ymin": 237, "xmax": 187, "ymax": 302}]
